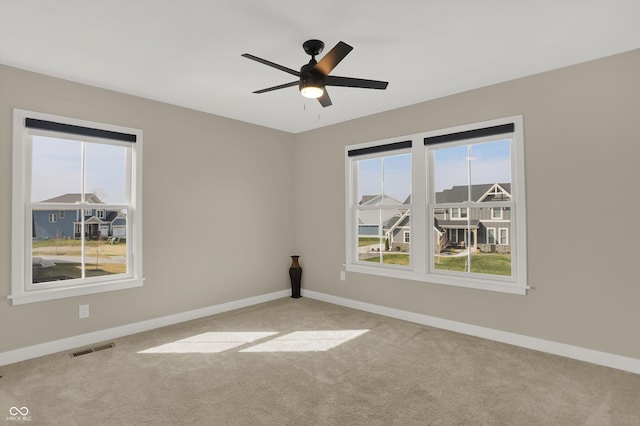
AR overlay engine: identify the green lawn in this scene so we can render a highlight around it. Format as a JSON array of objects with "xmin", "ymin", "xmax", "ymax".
[
  {"xmin": 362, "ymin": 252, "xmax": 510, "ymax": 275},
  {"xmin": 363, "ymin": 253, "xmax": 410, "ymax": 266},
  {"xmin": 434, "ymin": 253, "xmax": 511, "ymax": 276}
]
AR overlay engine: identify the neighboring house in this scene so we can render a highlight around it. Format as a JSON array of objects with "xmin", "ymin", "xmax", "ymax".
[
  {"xmin": 360, "ymin": 183, "xmax": 512, "ymax": 254},
  {"xmin": 357, "ymin": 194, "xmax": 411, "ymax": 252},
  {"xmin": 357, "ymin": 194, "xmax": 406, "ymax": 237},
  {"xmin": 434, "ymin": 183, "xmax": 511, "ymax": 253},
  {"xmin": 32, "ymin": 193, "xmax": 126, "ymax": 240}
]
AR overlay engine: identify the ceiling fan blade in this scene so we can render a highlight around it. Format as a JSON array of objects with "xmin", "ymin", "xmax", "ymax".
[
  {"xmin": 252, "ymin": 81, "xmax": 299, "ymax": 94},
  {"xmin": 325, "ymin": 75, "xmax": 388, "ymax": 90},
  {"xmin": 241, "ymin": 53, "xmax": 300, "ymax": 77},
  {"xmin": 318, "ymin": 89, "xmax": 332, "ymax": 107},
  {"xmin": 314, "ymin": 41, "xmax": 353, "ymax": 76}
]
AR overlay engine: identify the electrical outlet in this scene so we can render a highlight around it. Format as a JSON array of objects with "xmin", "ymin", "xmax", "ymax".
[
  {"xmin": 79, "ymin": 304, "xmax": 89, "ymax": 319},
  {"xmin": 340, "ymin": 271, "xmax": 346, "ymax": 281}
]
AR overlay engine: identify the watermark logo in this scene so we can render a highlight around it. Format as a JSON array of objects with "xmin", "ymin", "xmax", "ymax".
[{"xmin": 6, "ymin": 406, "xmax": 32, "ymax": 422}]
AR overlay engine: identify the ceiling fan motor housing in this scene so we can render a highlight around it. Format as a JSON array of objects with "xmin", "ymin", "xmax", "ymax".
[{"xmin": 299, "ymin": 61, "xmax": 324, "ymax": 93}]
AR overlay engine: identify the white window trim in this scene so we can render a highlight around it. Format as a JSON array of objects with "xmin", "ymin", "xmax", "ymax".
[
  {"xmin": 10, "ymin": 109, "xmax": 144, "ymax": 305},
  {"xmin": 48, "ymin": 213, "xmax": 57, "ymax": 223},
  {"xmin": 403, "ymin": 231, "xmax": 410, "ymax": 243},
  {"xmin": 345, "ymin": 115, "xmax": 527, "ymax": 295}
]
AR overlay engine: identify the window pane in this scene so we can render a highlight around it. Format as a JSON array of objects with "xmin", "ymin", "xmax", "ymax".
[
  {"xmin": 32, "ymin": 208, "xmax": 82, "ymax": 284},
  {"xmin": 382, "ymin": 154, "xmax": 411, "ymax": 205},
  {"xmin": 32, "ymin": 207, "xmax": 128, "ymax": 285},
  {"xmin": 357, "ymin": 208, "xmax": 410, "ymax": 266},
  {"xmin": 357, "ymin": 158, "xmax": 382, "ymax": 205},
  {"xmin": 433, "ymin": 207, "xmax": 511, "ymax": 276},
  {"xmin": 31, "ymin": 136, "xmax": 81, "ymax": 202},
  {"xmin": 383, "ymin": 208, "xmax": 410, "ymax": 265},
  {"xmin": 433, "ymin": 145, "xmax": 468, "ymax": 198},
  {"xmin": 470, "ymin": 140, "xmax": 511, "ymax": 188},
  {"xmin": 85, "ymin": 142, "xmax": 128, "ymax": 204}
]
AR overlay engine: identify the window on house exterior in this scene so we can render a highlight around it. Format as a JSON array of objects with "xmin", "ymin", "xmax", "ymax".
[
  {"xmin": 346, "ymin": 116, "xmax": 527, "ymax": 294},
  {"xmin": 499, "ymin": 228, "xmax": 509, "ymax": 245},
  {"xmin": 404, "ymin": 231, "xmax": 410, "ymax": 243},
  {"xmin": 48, "ymin": 213, "xmax": 57, "ymax": 222},
  {"xmin": 97, "ymin": 209, "xmax": 106, "ymax": 219},
  {"xmin": 10, "ymin": 109, "xmax": 144, "ymax": 305},
  {"xmin": 450, "ymin": 208, "xmax": 468, "ymax": 219},
  {"xmin": 487, "ymin": 228, "xmax": 496, "ymax": 244}
]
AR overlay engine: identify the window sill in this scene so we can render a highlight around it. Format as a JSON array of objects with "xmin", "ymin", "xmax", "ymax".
[
  {"xmin": 345, "ymin": 264, "xmax": 527, "ymax": 295},
  {"xmin": 9, "ymin": 277, "xmax": 144, "ymax": 305}
]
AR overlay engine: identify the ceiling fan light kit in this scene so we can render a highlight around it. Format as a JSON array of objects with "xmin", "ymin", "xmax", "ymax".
[{"xmin": 242, "ymin": 39, "xmax": 388, "ymax": 107}]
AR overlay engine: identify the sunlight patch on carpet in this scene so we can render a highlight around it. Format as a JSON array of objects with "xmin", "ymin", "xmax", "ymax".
[
  {"xmin": 138, "ymin": 330, "xmax": 369, "ymax": 354},
  {"xmin": 240, "ymin": 330, "xmax": 369, "ymax": 352},
  {"xmin": 138, "ymin": 331, "xmax": 278, "ymax": 354}
]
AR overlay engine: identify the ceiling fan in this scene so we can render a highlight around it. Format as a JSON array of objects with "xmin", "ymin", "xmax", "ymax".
[{"xmin": 242, "ymin": 39, "xmax": 388, "ymax": 107}]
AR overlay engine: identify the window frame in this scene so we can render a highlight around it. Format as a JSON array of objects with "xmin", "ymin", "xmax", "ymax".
[
  {"xmin": 349, "ymin": 144, "xmax": 412, "ymax": 269},
  {"xmin": 345, "ymin": 116, "xmax": 527, "ymax": 295},
  {"xmin": 10, "ymin": 109, "xmax": 144, "ymax": 305}
]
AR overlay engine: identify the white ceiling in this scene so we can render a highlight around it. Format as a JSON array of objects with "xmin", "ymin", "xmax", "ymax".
[{"xmin": 1, "ymin": 1, "xmax": 639, "ymax": 134}]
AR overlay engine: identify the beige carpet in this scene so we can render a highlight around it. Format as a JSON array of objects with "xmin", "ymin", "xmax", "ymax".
[{"xmin": 1, "ymin": 297, "xmax": 639, "ymax": 425}]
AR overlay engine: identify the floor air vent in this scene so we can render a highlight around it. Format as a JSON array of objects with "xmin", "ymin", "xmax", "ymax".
[
  {"xmin": 71, "ymin": 343, "xmax": 115, "ymax": 358},
  {"xmin": 93, "ymin": 343, "xmax": 116, "ymax": 352}
]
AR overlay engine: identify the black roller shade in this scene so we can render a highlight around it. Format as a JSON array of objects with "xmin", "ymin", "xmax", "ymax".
[
  {"xmin": 424, "ymin": 123, "xmax": 514, "ymax": 146},
  {"xmin": 348, "ymin": 140, "xmax": 411, "ymax": 157},
  {"xmin": 26, "ymin": 118, "xmax": 137, "ymax": 143}
]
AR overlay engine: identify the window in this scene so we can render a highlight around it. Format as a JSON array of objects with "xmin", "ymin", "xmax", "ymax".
[
  {"xmin": 404, "ymin": 231, "xmax": 410, "ymax": 243},
  {"xmin": 499, "ymin": 228, "xmax": 509, "ymax": 245},
  {"xmin": 346, "ymin": 116, "xmax": 527, "ymax": 294},
  {"xmin": 487, "ymin": 228, "xmax": 496, "ymax": 244},
  {"xmin": 348, "ymin": 141, "xmax": 411, "ymax": 267},
  {"xmin": 10, "ymin": 109, "xmax": 143, "ymax": 304},
  {"xmin": 450, "ymin": 208, "xmax": 468, "ymax": 219}
]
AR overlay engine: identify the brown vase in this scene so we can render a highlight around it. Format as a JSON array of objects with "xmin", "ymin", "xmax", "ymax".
[{"xmin": 289, "ymin": 255, "xmax": 302, "ymax": 298}]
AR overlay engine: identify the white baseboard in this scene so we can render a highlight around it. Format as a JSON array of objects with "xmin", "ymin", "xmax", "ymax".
[
  {"xmin": 0, "ymin": 289, "xmax": 289, "ymax": 367},
  {"xmin": 3, "ymin": 288, "xmax": 639, "ymax": 375},
  {"xmin": 302, "ymin": 289, "xmax": 640, "ymax": 375}
]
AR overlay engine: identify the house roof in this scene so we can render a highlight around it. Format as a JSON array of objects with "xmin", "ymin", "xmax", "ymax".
[
  {"xmin": 40, "ymin": 193, "xmax": 104, "ymax": 204},
  {"xmin": 436, "ymin": 183, "xmax": 511, "ymax": 203},
  {"xmin": 359, "ymin": 194, "xmax": 405, "ymax": 206},
  {"xmin": 437, "ymin": 219, "xmax": 480, "ymax": 229}
]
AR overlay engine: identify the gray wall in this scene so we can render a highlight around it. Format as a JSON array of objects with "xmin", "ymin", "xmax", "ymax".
[
  {"xmin": 294, "ymin": 49, "xmax": 640, "ymax": 359},
  {"xmin": 2, "ymin": 49, "xmax": 639, "ymax": 361},
  {"xmin": 0, "ymin": 65, "xmax": 295, "ymax": 352}
]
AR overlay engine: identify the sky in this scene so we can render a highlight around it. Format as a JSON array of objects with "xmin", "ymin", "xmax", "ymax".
[
  {"xmin": 357, "ymin": 139, "xmax": 511, "ymax": 200},
  {"xmin": 31, "ymin": 136, "xmax": 127, "ymax": 204}
]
